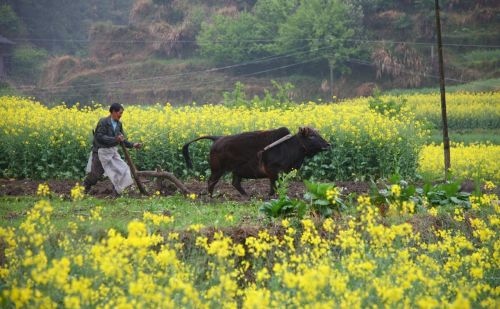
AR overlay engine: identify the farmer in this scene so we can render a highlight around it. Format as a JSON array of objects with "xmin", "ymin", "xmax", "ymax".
[{"xmin": 83, "ymin": 103, "xmax": 142, "ymax": 196}]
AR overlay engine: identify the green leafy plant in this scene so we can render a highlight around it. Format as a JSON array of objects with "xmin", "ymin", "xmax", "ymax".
[
  {"xmin": 422, "ymin": 180, "xmax": 471, "ymax": 209},
  {"xmin": 371, "ymin": 174, "xmax": 421, "ymax": 205},
  {"xmin": 304, "ymin": 180, "xmax": 346, "ymax": 217},
  {"xmin": 259, "ymin": 170, "xmax": 306, "ymax": 219},
  {"xmin": 370, "ymin": 174, "xmax": 472, "ymax": 215},
  {"xmin": 251, "ymin": 80, "xmax": 296, "ymax": 110},
  {"xmin": 222, "ymin": 81, "xmax": 247, "ymax": 108},
  {"xmin": 259, "ymin": 197, "xmax": 306, "ymax": 219},
  {"xmin": 10, "ymin": 45, "xmax": 48, "ymax": 84}
]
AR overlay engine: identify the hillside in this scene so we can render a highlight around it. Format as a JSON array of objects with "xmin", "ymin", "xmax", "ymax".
[{"xmin": 1, "ymin": 0, "xmax": 499, "ymax": 105}]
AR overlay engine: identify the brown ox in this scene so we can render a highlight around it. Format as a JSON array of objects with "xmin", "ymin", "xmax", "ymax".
[{"xmin": 182, "ymin": 127, "xmax": 330, "ymax": 196}]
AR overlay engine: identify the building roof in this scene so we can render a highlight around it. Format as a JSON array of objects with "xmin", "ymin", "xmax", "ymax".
[{"xmin": 0, "ymin": 35, "xmax": 15, "ymax": 45}]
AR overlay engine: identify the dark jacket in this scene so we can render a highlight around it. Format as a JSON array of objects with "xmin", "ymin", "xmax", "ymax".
[{"xmin": 92, "ymin": 116, "xmax": 134, "ymax": 152}]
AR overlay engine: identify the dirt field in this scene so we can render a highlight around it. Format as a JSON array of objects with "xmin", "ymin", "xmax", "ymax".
[{"xmin": 0, "ymin": 178, "xmax": 370, "ymax": 202}]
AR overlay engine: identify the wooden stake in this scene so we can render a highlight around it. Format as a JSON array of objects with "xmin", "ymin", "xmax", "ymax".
[{"xmin": 120, "ymin": 143, "xmax": 148, "ymax": 195}]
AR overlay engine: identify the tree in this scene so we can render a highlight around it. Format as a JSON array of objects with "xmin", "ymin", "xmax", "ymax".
[
  {"xmin": 277, "ymin": 0, "xmax": 364, "ymax": 76},
  {"xmin": 251, "ymin": 0, "xmax": 300, "ymax": 53},
  {"xmin": 4, "ymin": 0, "xmax": 134, "ymax": 55},
  {"xmin": 197, "ymin": 0, "xmax": 299, "ymax": 64},
  {"xmin": 197, "ymin": 13, "xmax": 270, "ymax": 64},
  {"xmin": 0, "ymin": 4, "xmax": 24, "ymax": 37},
  {"xmin": 10, "ymin": 45, "xmax": 48, "ymax": 84}
]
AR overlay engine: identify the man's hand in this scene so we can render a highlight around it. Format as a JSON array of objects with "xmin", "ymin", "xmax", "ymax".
[
  {"xmin": 116, "ymin": 134, "xmax": 125, "ymax": 142},
  {"xmin": 133, "ymin": 143, "xmax": 142, "ymax": 149}
]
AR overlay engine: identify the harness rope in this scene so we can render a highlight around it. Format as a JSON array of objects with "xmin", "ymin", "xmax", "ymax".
[
  {"xmin": 258, "ymin": 133, "xmax": 308, "ymax": 176},
  {"xmin": 262, "ymin": 134, "xmax": 294, "ymax": 151}
]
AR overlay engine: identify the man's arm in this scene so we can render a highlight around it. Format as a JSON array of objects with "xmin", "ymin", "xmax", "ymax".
[{"xmin": 95, "ymin": 119, "xmax": 118, "ymax": 147}]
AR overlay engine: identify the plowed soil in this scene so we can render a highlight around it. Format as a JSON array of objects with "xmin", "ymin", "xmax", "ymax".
[{"xmin": 0, "ymin": 178, "xmax": 370, "ymax": 202}]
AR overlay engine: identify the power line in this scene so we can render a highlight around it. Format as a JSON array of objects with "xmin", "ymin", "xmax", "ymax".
[
  {"xmin": 25, "ymin": 56, "xmax": 326, "ymax": 101},
  {"xmin": 13, "ymin": 54, "xmax": 471, "ymax": 101},
  {"xmin": 7, "ymin": 38, "xmax": 480, "ymax": 99},
  {"xmin": 24, "ymin": 53, "xmax": 469, "ymax": 103},
  {"xmin": 36, "ymin": 56, "xmax": 325, "ymax": 100},
  {"xmin": 11, "ymin": 37, "xmax": 500, "ymax": 48},
  {"xmin": 14, "ymin": 46, "xmax": 306, "ymax": 91},
  {"xmin": 20, "ymin": 45, "xmax": 336, "ymax": 92},
  {"xmin": 346, "ymin": 57, "xmax": 466, "ymax": 83}
]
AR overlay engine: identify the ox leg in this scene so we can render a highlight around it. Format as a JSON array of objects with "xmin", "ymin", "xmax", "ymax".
[
  {"xmin": 208, "ymin": 170, "xmax": 224, "ymax": 197},
  {"xmin": 269, "ymin": 175, "xmax": 278, "ymax": 197},
  {"xmin": 232, "ymin": 173, "xmax": 248, "ymax": 196}
]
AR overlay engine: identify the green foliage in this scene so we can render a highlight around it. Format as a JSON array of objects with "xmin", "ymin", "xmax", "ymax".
[
  {"xmin": 251, "ymin": 0, "xmax": 300, "ymax": 53},
  {"xmin": 370, "ymin": 174, "xmax": 472, "ymax": 214},
  {"xmin": 276, "ymin": 0, "xmax": 365, "ymax": 75},
  {"xmin": 386, "ymin": 79, "xmax": 500, "ymax": 95},
  {"xmin": 260, "ymin": 173, "xmax": 350, "ymax": 220},
  {"xmin": 301, "ymin": 132, "xmax": 422, "ymax": 182},
  {"xmin": 10, "ymin": 45, "xmax": 48, "ymax": 84},
  {"xmin": 198, "ymin": 0, "xmax": 365, "ymax": 74},
  {"xmin": 197, "ymin": 13, "xmax": 269, "ymax": 64},
  {"xmin": 0, "ymin": 4, "xmax": 23, "ymax": 37},
  {"xmin": 368, "ymin": 89, "xmax": 407, "ymax": 118},
  {"xmin": 259, "ymin": 197, "xmax": 307, "ymax": 219},
  {"xmin": 304, "ymin": 180, "xmax": 347, "ymax": 217},
  {"xmin": 370, "ymin": 175, "xmax": 423, "ymax": 212},
  {"xmin": 8, "ymin": 0, "xmax": 134, "ymax": 54},
  {"xmin": 460, "ymin": 49, "xmax": 500, "ymax": 71},
  {"xmin": 422, "ymin": 180, "xmax": 471, "ymax": 209},
  {"xmin": 427, "ymin": 129, "xmax": 500, "ymax": 145},
  {"xmin": 259, "ymin": 170, "xmax": 307, "ymax": 219},
  {"xmin": 222, "ymin": 81, "xmax": 247, "ymax": 108},
  {"xmin": 0, "ymin": 82, "xmax": 17, "ymax": 97},
  {"xmin": 394, "ymin": 13, "xmax": 412, "ymax": 30},
  {"xmin": 223, "ymin": 80, "xmax": 296, "ymax": 110},
  {"xmin": 256, "ymin": 80, "xmax": 295, "ymax": 109}
]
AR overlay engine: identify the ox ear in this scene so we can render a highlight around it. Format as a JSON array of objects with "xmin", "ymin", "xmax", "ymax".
[{"xmin": 299, "ymin": 126, "xmax": 311, "ymax": 136}]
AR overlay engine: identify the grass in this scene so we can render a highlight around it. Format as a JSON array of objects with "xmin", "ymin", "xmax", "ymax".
[
  {"xmin": 148, "ymin": 56, "xmax": 212, "ymax": 67},
  {"xmin": 385, "ymin": 78, "xmax": 500, "ymax": 95},
  {"xmin": 0, "ymin": 195, "xmax": 262, "ymax": 234},
  {"xmin": 426, "ymin": 129, "xmax": 500, "ymax": 145},
  {"xmin": 459, "ymin": 49, "xmax": 500, "ymax": 70},
  {"xmin": 0, "ymin": 83, "xmax": 18, "ymax": 97}
]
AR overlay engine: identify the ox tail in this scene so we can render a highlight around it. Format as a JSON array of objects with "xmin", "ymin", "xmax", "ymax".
[{"xmin": 182, "ymin": 136, "xmax": 221, "ymax": 169}]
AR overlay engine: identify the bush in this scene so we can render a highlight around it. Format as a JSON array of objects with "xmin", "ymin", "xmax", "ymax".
[
  {"xmin": 0, "ymin": 81, "xmax": 17, "ymax": 97},
  {"xmin": 0, "ymin": 4, "xmax": 23, "ymax": 37},
  {"xmin": 461, "ymin": 49, "xmax": 500, "ymax": 71},
  {"xmin": 368, "ymin": 88, "xmax": 407, "ymax": 118},
  {"xmin": 197, "ymin": 13, "xmax": 270, "ymax": 64},
  {"xmin": 10, "ymin": 45, "xmax": 48, "ymax": 84},
  {"xmin": 223, "ymin": 80, "xmax": 296, "ymax": 110}
]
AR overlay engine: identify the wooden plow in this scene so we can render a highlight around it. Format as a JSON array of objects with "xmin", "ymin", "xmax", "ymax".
[{"xmin": 121, "ymin": 144, "xmax": 190, "ymax": 196}]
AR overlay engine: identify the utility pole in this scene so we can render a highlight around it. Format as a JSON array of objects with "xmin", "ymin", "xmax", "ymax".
[
  {"xmin": 329, "ymin": 64, "xmax": 334, "ymax": 100},
  {"xmin": 434, "ymin": 0, "xmax": 451, "ymax": 178}
]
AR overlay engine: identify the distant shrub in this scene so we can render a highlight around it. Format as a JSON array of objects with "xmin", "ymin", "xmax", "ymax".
[
  {"xmin": 223, "ymin": 80, "xmax": 296, "ymax": 110},
  {"xmin": 10, "ymin": 45, "xmax": 48, "ymax": 84}
]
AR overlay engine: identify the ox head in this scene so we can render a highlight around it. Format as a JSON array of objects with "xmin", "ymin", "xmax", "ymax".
[{"xmin": 297, "ymin": 127, "xmax": 330, "ymax": 156}]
